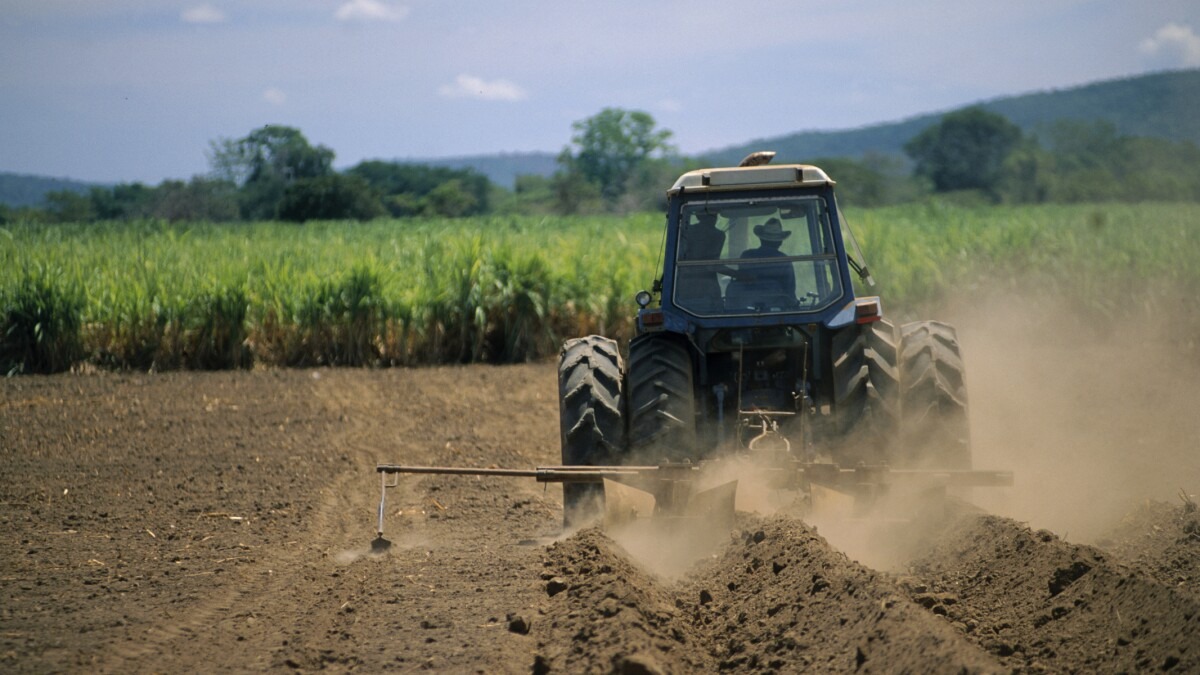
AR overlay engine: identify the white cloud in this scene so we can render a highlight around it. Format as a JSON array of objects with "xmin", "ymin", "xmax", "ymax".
[
  {"xmin": 1139, "ymin": 23, "xmax": 1200, "ymax": 67},
  {"xmin": 334, "ymin": 0, "xmax": 408, "ymax": 23},
  {"xmin": 180, "ymin": 4, "xmax": 226, "ymax": 24},
  {"xmin": 262, "ymin": 87, "xmax": 286, "ymax": 105},
  {"xmin": 437, "ymin": 74, "xmax": 528, "ymax": 102}
]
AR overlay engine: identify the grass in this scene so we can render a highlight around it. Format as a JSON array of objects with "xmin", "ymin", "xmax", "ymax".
[{"xmin": 2, "ymin": 202, "xmax": 1198, "ymax": 373}]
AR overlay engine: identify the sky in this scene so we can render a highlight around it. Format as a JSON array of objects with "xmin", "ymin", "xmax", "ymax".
[{"xmin": 2, "ymin": 0, "xmax": 1200, "ymax": 184}]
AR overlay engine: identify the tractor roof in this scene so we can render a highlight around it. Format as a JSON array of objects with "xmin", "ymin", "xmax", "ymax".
[{"xmin": 668, "ymin": 164, "xmax": 835, "ymax": 195}]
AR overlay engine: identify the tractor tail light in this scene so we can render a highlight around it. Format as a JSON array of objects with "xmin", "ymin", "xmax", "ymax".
[
  {"xmin": 855, "ymin": 297, "xmax": 882, "ymax": 324},
  {"xmin": 641, "ymin": 310, "xmax": 664, "ymax": 327}
]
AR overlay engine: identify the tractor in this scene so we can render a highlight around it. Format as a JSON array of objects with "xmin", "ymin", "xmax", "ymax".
[
  {"xmin": 373, "ymin": 153, "xmax": 1004, "ymax": 542},
  {"xmin": 557, "ymin": 152, "xmax": 972, "ymax": 523}
]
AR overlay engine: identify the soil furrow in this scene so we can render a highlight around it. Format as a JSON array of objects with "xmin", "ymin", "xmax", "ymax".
[
  {"xmin": 3, "ymin": 364, "xmax": 1199, "ymax": 673},
  {"xmin": 903, "ymin": 514, "xmax": 1200, "ymax": 673}
]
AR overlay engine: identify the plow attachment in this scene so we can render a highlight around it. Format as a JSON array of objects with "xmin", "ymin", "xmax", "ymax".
[{"xmin": 373, "ymin": 461, "xmax": 1012, "ymax": 540}]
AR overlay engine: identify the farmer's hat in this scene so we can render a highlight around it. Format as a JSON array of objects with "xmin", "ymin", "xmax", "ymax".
[{"xmin": 753, "ymin": 218, "xmax": 791, "ymax": 242}]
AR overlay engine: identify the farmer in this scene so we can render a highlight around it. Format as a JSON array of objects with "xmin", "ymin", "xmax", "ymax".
[{"xmin": 727, "ymin": 218, "xmax": 796, "ymax": 309}]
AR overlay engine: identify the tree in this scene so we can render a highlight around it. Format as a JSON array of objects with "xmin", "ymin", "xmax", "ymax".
[
  {"xmin": 44, "ymin": 190, "xmax": 96, "ymax": 222},
  {"xmin": 550, "ymin": 167, "xmax": 602, "ymax": 215},
  {"xmin": 208, "ymin": 126, "xmax": 335, "ymax": 219},
  {"xmin": 559, "ymin": 108, "xmax": 675, "ymax": 203},
  {"xmin": 276, "ymin": 175, "xmax": 384, "ymax": 222},
  {"xmin": 491, "ymin": 174, "xmax": 559, "ymax": 215},
  {"xmin": 346, "ymin": 161, "xmax": 491, "ymax": 217},
  {"xmin": 152, "ymin": 177, "xmax": 240, "ymax": 222},
  {"xmin": 904, "ymin": 107, "xmax": 1022, "ymax": 196},
  {"xmin": 803, "ymin": 156, "xmax": 904, "ymax": 207},
  {"xmin": 0, "ymin": 203, "xmax": 49, "ymax": 225},
  {"xmin": 422, "ymin": 179, "xmax": 478, "ymax": 218},
  {"xmin": 996, "ymin": 140, "xmax": 1053, "ymax": 204},
  {"xmin": 90, "ymin": 183, "xmax": 155, "ymax": 220}
]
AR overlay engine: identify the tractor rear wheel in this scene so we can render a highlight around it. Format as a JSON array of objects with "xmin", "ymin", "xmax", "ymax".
[
  {"xmin": 897, "ymin": 321, "xmax": 971, "ymax": 469},
  {"xmin": 626, "ymin": 335, "xmax": 696, "ymax": 461},
  {"xmin": 831, "ymin": 319, "xmax": 900, "ymax": 463},
  {"xmin": 558, "ymin": 335, "xmax": 626, "ymax": 526}
]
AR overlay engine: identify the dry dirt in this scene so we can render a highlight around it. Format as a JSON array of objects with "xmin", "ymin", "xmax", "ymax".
[{"xmin": 3, "ymin": 301, "xmax": 1200, "ymax": 673}]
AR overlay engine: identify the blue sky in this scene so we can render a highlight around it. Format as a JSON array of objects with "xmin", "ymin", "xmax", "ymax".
[{"xmin": 2, "ymin": 0, "xmax": 1199, "ymax": 184}]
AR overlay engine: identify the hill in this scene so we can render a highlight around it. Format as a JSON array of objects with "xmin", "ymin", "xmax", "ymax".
[
  {"xmin": 703, "ymin": 68, "xmax": 1200, "ymax": 165},
  {"xmin": 0, "ymin": 173, "xmax": 96, "ymax": 208},
  {"xmin": 5, "ymin": 69, "xmax": 1197, "ymax": 200}
]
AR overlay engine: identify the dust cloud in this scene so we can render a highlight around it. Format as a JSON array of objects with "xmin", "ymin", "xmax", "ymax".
[
  {"xmin": 607, "ymin": 519, "xmax": 725, "ymax": 579},
  {"xmin": 604, "ymin": 455, "xmax": 805, "ymax": 578},
  {"xmin": 946, "ymin": 291, "xmax": 1200, "ymax": 542},
  {"xmin": 598, "ymin": 291, "xmax": 1200, "ymax": 574},
  {"xmin": 816, "ymin": 291, "xmax": 1200, "ymax": 568}
]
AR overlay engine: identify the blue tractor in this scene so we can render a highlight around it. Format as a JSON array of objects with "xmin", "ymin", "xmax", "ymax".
[{"xmin": 558, "ymin": 153, "xmax": 972, "ymax": 522}]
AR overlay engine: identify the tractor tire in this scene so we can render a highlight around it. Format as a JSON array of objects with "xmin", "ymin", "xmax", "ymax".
[
  {"xmin": 558, "ymin": 335, "xmax": 626, "ymax": 526},
  {"xmin": 626, "ymin": 335, "xmax": 696, "ymax": 462},
  {"xmin": 831, "ymin": 319, "xmax": 900, "ymax": 463},
  {"xmin": 897, "ymin": 321, "xmax": 972, "ymax": 469}
]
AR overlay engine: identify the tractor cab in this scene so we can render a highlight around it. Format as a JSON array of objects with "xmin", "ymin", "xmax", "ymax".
[
  {"xmin": 673, "ymin": 193, "xmax": 844, "ymax": 316},
  {"xmin": 638, "ymin": 159, "xmax": 878, "ymax": 337}
]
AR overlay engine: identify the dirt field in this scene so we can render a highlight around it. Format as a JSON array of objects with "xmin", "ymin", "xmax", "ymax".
[{"xmin": 3, "ymin": 303, "xmax": 1200, "ymax": 673}]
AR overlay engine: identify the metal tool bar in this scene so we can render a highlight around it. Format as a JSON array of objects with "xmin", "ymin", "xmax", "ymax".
[
  {"xmin": 377, "ymin": 465, "xmax": 542, "ymax": 477},
  {"xmin": 377, "ymin": 463, "xmax": 1010, "ymax": 487},
  {"xmin": 376, "ymin": 464, "xmax": 690, "ymax": 484},
  {"xmin": 372, "ymin": 461, "xmax": 1011, "ymax": 539},
  {"xmin": 792, "ymin": 467, "xmax": 1015, "ymax": 487},
  {"xmin": 877, "ymin": 469, "xmax": 1015, "ymax": 486}
]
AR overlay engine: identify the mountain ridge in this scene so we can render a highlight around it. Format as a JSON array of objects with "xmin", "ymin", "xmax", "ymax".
[
  {"xmin": 702, "ymin": 68, "xmax": 1200, "ymax": 166},
  {"xmin": 4, "ymin": 68, "xmax": 1197, "ymax": 203}
]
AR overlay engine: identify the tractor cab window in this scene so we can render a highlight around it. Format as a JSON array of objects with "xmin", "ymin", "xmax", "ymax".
[{"xmin": 673, "ymin": 197, "xmax": 842, "ymax": 316}]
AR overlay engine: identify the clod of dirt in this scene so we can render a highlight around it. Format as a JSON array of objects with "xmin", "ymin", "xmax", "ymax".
[
  {"xmin": 615, "ymin": 652, "xmax": 666, "ymax": 675},
  {"xmin": 506, "ymin": 613, "xmax": 531, "ymax": 635},
  {"xmin": 1047, "ymin": 561, "xmax": 1092, "ymax": 596},
  {"xmin": 545, "ymin": 577, "xmax": 568, "ymax": 597}
]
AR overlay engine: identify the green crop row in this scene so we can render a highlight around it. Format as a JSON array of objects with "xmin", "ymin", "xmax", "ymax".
[
  {"xmin": 0, "ymin": 216, "xmax": 663, "ymax": 374},
  {"xmin": 847, "ymin": 202, "xmax": 1200, "ymax": 322},
  {"xmin": 2, "ymin": 202, "xmax": 1199, "ymax": 374}
]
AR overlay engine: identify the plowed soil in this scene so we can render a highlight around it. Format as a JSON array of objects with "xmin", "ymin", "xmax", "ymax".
[{"xmin": 4, "ymin": 306, "xmax": 1200, "ymax": 673}]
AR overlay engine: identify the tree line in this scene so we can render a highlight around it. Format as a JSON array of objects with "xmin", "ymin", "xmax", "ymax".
[{"xmin": 4, "ymin": 106, "xmax": 1200, "ymax": 225}]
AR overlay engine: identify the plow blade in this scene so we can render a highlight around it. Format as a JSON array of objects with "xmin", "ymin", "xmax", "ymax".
[
  {"xmin": 801, "ymin": 467, "xmax": 1013, "ymax": 520},
  {"xmin": 602, "ymin": 478, "xmax": 656, "ymax": 528},
  {"xmin": 808, "ymin": 482, "xmax": 860, "ymax": 520},
  {"xmin": 602, "ymin": 478, "xmax": 739, "ymax": 529},
  {"xmin": 687, "ymin": 480, "xmax": 738, "ymax": 530}
]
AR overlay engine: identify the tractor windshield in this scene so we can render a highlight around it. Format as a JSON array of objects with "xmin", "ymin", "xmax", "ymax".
[{"xmin": 673, "ymin": 196, "xmax": 843, "ymax": 316}]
